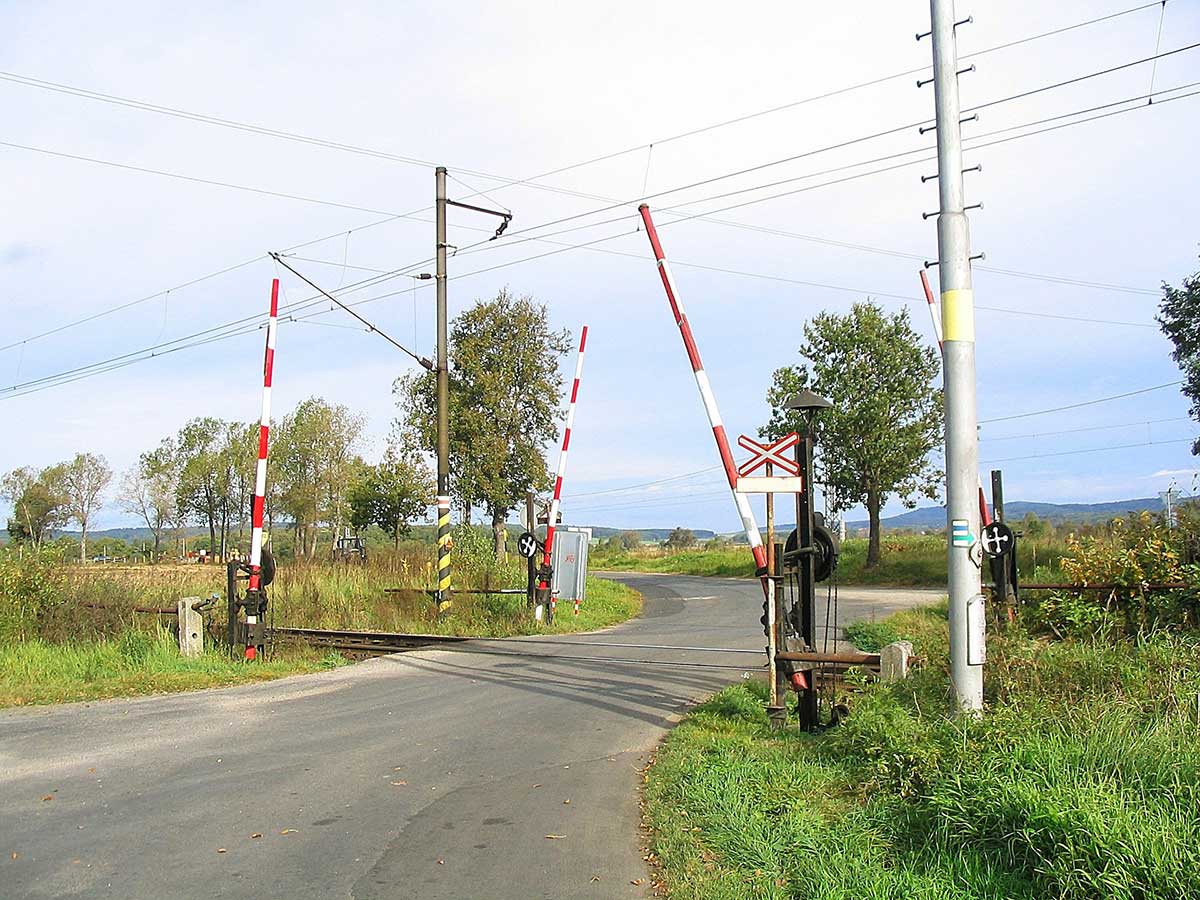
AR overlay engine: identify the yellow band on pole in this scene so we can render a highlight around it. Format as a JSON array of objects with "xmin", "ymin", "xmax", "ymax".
[{"xmin": 941, "ymin": 289, "xmax": 975, "ymax": 343}]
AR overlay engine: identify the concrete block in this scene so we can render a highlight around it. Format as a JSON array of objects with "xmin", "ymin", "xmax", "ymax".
[
  {"xmin": 178, "ymin": 597, "xmax": 204, "ymax": 658},
  {"xmin": 880, "ymin": 640, "xmax": 914, "ymax": 681}
]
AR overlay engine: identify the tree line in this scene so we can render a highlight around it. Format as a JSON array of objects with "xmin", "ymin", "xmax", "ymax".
[
  {"xmin": 1, "ymin": 398, "xmax": 429, "ymax": 561},
  {"xmin": 3, "ymin": 290, "xmax": 572, "ymax": 563}
]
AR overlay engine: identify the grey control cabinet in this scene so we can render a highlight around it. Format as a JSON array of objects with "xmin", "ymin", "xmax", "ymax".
[{"xmin": 550, "ymin": 527, "xmax": 591, "ymax": 603}]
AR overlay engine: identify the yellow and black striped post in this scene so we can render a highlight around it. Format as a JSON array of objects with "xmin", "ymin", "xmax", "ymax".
[{"xmin": 436, "ymin": 495, "xmax": 452, "ymax": 613}]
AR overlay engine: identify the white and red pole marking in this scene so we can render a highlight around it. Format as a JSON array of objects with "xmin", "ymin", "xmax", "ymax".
[
  {"xmin": 540, "ymin": 325, "xmax": 588, "ymax": 618},
  {"xmin": 245, "ymin": 278, "xmax": 279, "ymax": 660},
  {"xmin": 919, "ymin": 269, "xmax": 945, "ymax": 352},
  {"xmin": 639, "ymin": 205, "xmax": 768, "ymax": 574},
  {"xmin": 920, "ymin": 270, "xmax": 991, "ymax": 526}
]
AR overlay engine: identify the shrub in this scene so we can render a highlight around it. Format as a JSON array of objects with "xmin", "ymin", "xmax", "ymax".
[
  {"xmin": 843, "ymin": 620, "xmax": 900, "ymax": 652},
  {"xmin": 1028, "ymin": 512, "xmax": 1200, "ymax": 636}
]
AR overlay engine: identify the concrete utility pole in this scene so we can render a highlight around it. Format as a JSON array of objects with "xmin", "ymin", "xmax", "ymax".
[
  {"xmin": 435, "ymin": 166, "xmax": 452, "ymax": 614},
  {"xmin": 928, "ymin": 0, "xmax": 984, "ymax": 712}
]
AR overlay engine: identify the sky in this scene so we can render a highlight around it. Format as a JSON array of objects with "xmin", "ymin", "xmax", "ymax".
[{"xmin": 1, "ymin": 0, "xmax": 1199, "ymax": 534}]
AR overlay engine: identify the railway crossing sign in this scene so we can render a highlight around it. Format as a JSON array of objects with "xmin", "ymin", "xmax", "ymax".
[
  {"xmin": 737, "ymin": 433, "xmax": 800, "ymax": 477},
  {"xmin": 980, "ymin": 522, "xmax": 1015, "ymax": 559},
  {"xmin": 735, "ymin": 432, "xmax": 804, "ymax": 494}
]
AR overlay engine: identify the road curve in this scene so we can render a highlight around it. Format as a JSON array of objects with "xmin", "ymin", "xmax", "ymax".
[{"xmin": 0, "ymin": 574, "xmax": 938, "ymax": 900}]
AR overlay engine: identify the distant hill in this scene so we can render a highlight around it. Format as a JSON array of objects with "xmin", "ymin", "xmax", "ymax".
[{"xmin": 846, "ymin": 497, "xmax": 1169, "ymax": 531}]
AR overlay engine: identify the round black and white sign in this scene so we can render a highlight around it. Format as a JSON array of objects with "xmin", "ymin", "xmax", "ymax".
[
  {"xmin": 516, "ymin": 531, "xmax": 540, "ymax": 559},
  {"xmin": 980, "ymin": 522, "xmax": 1015, "ymax": 559}
]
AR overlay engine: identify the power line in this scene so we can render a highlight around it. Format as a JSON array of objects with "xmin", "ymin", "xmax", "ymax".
[
  {"xmin": 0, "ymin": 255, "xmax": 264, "ymax": 353},
  {"xmin": 649, "ymin": 84, "xmax": 1200, "ymax": 231},
  {"xmin": 983, "ymin": 416, "xmax": 1191, "ymax": 442},
  {"xmin": 9, "ymin": 69, "xmax": 1188, "ymax": 360},
  {"xmin": 0, "ymin": 246, "xmax": 441, "ymax": 398},
  {"xmin": 982, "ymin": 438, "xmax": 1193, "ymax": 464},
  {"xmin": 0, "ymin": 206, "xmax": 481, "ymax": 355},
  {"xmin": 523, "ymin": 1, "xmax": 1163, "ymax": 179},
  {"xmin": 980, "ymin": 381, "xmax": 1184, "ymax": 424},
  {"xmin": 0, "ymin": 3, "xmax": 1160, "ymax": 204},
  {"xmin": 481, "ymin": 42, "xmax": 1200, "ymax": 246},
  {"xmin": 270, "ymin": 254, "xmax": 433, "ymax": 369},
  {"xmin": 0, "ymin": 139, "xmax": 417, "ymax": 218},
  {"xmin": 568, "ymin": 465, "xmax": 724, "ymax": 499},
  {"xmin": 5, "ymin": 81, "xmax": 1194, "ymax": 398}
]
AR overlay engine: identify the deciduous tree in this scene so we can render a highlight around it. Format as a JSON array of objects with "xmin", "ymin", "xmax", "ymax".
[
  {"xmin": 396, "ymin": 290, "xmax": 571, "ymax": 559},
  {"xmin": 118, "ymin": 440, "xmax": 178, "ymax": 559},
  {"xmin": 275, "ymin": 398, "xmax": 364, "ymax": 556},
  {"xmin": 761, "ymin": 302, "xmax": 943, "ymax": 568},
  {"xmin": 1158, "ymin": 261, "xmax": 1200, "ymax": 454},
  {"xmin": 348, "ymin": 445, "xmax": 433, "ymax": 549},
  {"xmin": 2, "ymin": 465, "xmax": 68, "ymax": 548},
  {"xmin": 665, "ymin": 527, "xmax": 696, "ymax": 551},
  {"xmin": 175, "ymin": 418, "xmax": 225, "ymax": 560},
  {"xmin": 60, "ymin": 452, "xmax": 112, "ymax": 562}
]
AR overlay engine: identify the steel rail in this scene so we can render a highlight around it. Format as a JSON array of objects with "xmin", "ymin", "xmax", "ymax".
[
  {"xmin": 382, "ymin": 644, "xmax": 764, "ymax": 671},
  {"xmin": 273, "ymin": 625, "xmax": 764, "ymax": 654},
  {"xmin": 270, "ymin": 625, "xmax": 892, "ymax": 673}
]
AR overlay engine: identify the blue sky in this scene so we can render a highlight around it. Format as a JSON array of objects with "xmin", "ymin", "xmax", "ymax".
[{"xmin": 1, "ymin": 0, "xmax": 1198, "ymax": 533}]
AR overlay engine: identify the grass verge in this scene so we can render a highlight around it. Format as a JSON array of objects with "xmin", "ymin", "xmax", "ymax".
[
  {"xmin": 644, "ymin": 606, "xmax": 1200, "ymax": 899},
  {"xmin": 590, "ymin": 534, "xmax": 1066, "ymax": 586},
  {"xmin": 0, "ymin": 630, "xmax": 344, "ymax": 708},
  {"xmin": 0, "ymin": 575, "xmax": 640, "ymax": 708}
]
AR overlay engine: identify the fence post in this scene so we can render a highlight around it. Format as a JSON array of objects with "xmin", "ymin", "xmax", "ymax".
[{"xmin": 178, "ymin": 598, "xmax": 204, "ymax": 658}]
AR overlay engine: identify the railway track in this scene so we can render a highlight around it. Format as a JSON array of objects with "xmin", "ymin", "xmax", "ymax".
[
  {"xmin": 267, "ymin": 625, "xmax": 887, "ymax": 675},
  {"xmin": 268, "ymin": 626, "xmax": 474, "ymax": 654}
]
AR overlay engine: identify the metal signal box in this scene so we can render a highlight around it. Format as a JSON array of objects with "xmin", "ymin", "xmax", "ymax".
[{"xmin": 550, "ymin": 527, "xmax": 591, "ymax": 603}]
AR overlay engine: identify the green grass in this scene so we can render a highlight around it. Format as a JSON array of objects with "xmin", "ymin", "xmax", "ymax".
[
  {"xmin": 0, "ymin": 551, "xmax": 642, "ymax": 707},
  {"xmin": 0, "ymin": 629, "xmax": 344, "ymax": 708},
  {"xmin": 591, "ymin": 534, "xmax": 1068, "ymax": 586},
  {"xmin": 644, "ymin": 608, "xmax": 1200, "ymax": 900}
]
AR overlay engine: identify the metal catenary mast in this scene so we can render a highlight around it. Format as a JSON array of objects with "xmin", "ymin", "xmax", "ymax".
[{"xmin": 925, "ymin": 0, "xmax": 985, "ymax": 711}]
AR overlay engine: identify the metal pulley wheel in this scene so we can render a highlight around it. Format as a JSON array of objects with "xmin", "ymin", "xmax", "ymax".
[{"xmin": 784, "ymin": 519, "xmax": 840, "ymax": 583}]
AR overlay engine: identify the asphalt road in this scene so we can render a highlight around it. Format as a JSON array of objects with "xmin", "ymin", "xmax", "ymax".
[{"xmin": 0, "ymin": 574, "xmax": 939, "ymax": 900}]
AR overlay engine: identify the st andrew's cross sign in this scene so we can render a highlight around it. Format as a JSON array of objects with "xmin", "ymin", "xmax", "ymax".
[{"xmin": 735, "ymin": 433, "xmax": 804, "ymax": 494}]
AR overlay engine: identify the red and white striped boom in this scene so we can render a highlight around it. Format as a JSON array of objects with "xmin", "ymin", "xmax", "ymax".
[
  {"xmin": 245, "ymin": 279, "xmax": 279, "ymax": 658},
  {"xmin": 540, "ymin": 325, "xmax": 588, "ymax": 617},
  {"xmin": 639, "ymin": 205, "xmax": 768, "ymax": 574}
]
